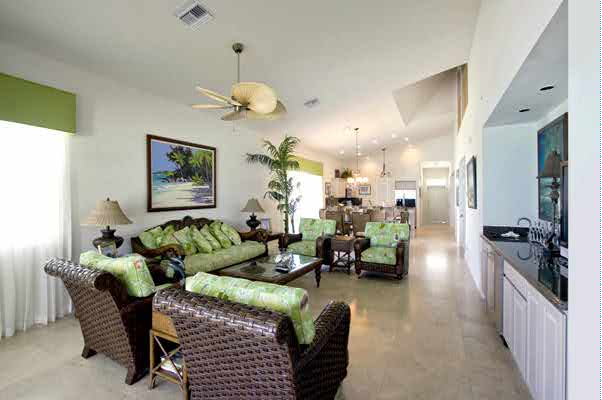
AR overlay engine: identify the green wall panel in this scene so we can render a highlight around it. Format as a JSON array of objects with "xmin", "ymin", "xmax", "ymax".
[
  {"xmin": 292, "ymin": 156, "xmax": 323, "ymax": 176},
  {"xmin": 0, "ymin": 72, "xmax": 76, "ymax": 134}
]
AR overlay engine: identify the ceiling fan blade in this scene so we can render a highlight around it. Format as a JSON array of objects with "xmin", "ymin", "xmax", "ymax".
[
  {"xmin": 232, "ymin": 82, "xmax": 277, "ymax": 114},
  {"xmin": 246, "ymin": 101, "xmax": 287, "ymax": 120},
  {"xmin": 191, "ymin": 104, "xmax": 232, "ymax": 109},
  {"xmin": 196, "ymin": 87, "xmax": 242, "ymax": 106},
  {"xmin": 221, "ymin": 110, "xmax": 246, "ymax": 121}
]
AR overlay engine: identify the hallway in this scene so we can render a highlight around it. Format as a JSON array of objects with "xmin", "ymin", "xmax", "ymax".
[{"xmin": 0, "ymin": 226, "xmax": 530, "ymax": 399}]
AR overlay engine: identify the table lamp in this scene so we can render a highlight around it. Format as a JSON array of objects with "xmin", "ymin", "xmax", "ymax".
[
  {"xmin": 83, "ymin": 198, "xmax": 133, "ymax": 248},
  {"xmin": 241, "ymin": 198, "xmax": 265, "ymax": 230},
  {"xmin": 537, "ymin": 150, "xmax": 561, "ymax": 252}
]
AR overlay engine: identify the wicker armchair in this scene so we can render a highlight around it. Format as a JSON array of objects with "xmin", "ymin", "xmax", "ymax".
[
  {"xmin": 353, "ymin": 222, "xmax": 411, "ymax": 280},
  {"xmin": 279, "ymin": 218, "xmax": 336, "ymax": 265},
  {"xmin": 153, "ymin": 288, "xmax": 351, "ymax": 400},
  {"xmin": 44, "ymin": 258, "xmax": 164, "ymax": 384}
]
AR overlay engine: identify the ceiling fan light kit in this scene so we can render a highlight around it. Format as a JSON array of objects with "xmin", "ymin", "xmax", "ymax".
[{"xmin": 191, "ymin": 42, "xmax": 286, "ymax": 121}]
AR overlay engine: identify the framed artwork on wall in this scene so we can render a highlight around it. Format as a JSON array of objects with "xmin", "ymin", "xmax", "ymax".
[
  {"xmin": 358, "ymin": 184, "xmax": 371, "ymax": 196},
  {"xmin": 147, "ymin": 134, "xmax": 216, "ymax": 212},
  {"xmin": 466, "ymin": 156, "xmax": 477, "ymax": 209},
  {"xmin": 537, "ymin": 113, "xmax": 568, "ymax": 221}
]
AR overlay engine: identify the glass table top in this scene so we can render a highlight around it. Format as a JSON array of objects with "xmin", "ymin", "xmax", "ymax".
[{"xmin": 222, "ymin": 253, "xmax": 319, "ymax": 279}]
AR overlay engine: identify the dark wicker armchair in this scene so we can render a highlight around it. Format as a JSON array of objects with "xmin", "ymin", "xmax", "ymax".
[
  {"xmin": 44, "ymin": 258, "xmax": 164, "ymax": 385},
  {"xmin": 353, "ymin": 222, "xmax": 411, "ymax": 280},
  {"xmin": 153, "ymin": 288, "xmax": 351, "ymax": 400},
  {"xmin": 279, "ymin": 218, "xmax": 336, "ymax": 265}
]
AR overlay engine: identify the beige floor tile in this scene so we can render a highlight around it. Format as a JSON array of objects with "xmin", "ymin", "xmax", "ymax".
[{"xmin": 0, "ymin": 225, "xmax": 531, "ymax": 399}]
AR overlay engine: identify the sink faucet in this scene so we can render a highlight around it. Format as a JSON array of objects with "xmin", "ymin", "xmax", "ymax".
[{"xmin": 517, "ymin": 217, "xmax": 532, "ymax": 230}]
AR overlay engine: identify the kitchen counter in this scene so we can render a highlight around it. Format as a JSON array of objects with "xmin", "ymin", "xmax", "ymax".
[{"xmin": 481, "ymin": 234, "xmax": 568, "ymax": 314}]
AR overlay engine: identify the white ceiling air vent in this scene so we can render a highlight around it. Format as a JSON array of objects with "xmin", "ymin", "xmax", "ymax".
[
  {"xmin": 174, "ymin": 1, "xmax": 213, "ymax": 29},
  {"xmin": 304, "ymin": 98, "xmax": 320, "ymax": 108}
]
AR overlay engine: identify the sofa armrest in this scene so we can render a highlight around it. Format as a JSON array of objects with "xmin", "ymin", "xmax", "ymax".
[
  {"xmin": 44, "ymin": 258, "xmax": 131, "ymax": 309},
  {"xmin": 280, "ymin": 233, "xmax": 303, "ymax": 249},
  {"xmin": 353, "ymin": 238, "xmax": 370, "ymax": 260},
  {"xmin": 239, "ymin": 229, "xmax": 269, "ymax": 243},
  {"xmin": 296, "ymin": 301, "xmax": 351, "ymax": 371}
]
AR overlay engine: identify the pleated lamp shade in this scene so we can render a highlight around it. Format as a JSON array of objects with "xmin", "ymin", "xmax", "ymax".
[
  {"xmin": 241, "ymin": 198, "xmax": 265, "ymax": 213},
  {"xmin": 83, "ymin": 198, "xmax": 133, "ymax": 226}
]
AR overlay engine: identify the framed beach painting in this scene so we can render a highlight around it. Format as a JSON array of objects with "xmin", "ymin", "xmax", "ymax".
[
  {"xmin": 537, "ymin": 113, "xmax": 568, "ymax": 221},
  {"xmin": 466, "ymin": 156, "xmax": 477, "ymax": 209},
  {"xmin": 147, "ymin": 135, "xmax": 216, "ymax": 212}
]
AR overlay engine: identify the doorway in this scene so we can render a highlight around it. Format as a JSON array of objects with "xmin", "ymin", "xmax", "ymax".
[{"xmin": 422, "ymin": 167, "xmax": 450, "ymax": 224}]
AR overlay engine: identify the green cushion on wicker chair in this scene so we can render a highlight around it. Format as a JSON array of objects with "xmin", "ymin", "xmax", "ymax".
[
  {"xmin": 288, "ymin": 240, "xmax": 316, "ymax": 257},
  {"xmin": 186, "ymin": 272, "xmax": 315, "ymax": 344},
  {"xmin": 365, "ymin": 222, "xmax": 409, "ymax": 247}
]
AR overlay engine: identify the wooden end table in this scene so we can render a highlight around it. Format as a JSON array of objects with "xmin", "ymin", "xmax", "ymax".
[
  {"xmin": 150, "ymin": 311, "xmax": 188, "ymax": 400},
  {"xmin": 330, "ymin": 235, "xmax": 355, "ymax": 274}
]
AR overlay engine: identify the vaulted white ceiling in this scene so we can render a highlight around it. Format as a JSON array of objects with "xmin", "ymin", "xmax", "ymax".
[{"xmin": 0, "ymin": 0, "xmax": 480, "ymax": 156}]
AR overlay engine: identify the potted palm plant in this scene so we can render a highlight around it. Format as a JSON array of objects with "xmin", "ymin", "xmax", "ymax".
[{"xmin": 246, "ymin": 136, "xmax": 300, "ymax": 234}]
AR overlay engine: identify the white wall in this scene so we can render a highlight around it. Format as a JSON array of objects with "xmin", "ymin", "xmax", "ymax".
[
  {"xmin": 454, "ymin": 0, "xmax": 564, "ymax": 294},
  {"xmin": 0, "ymin": 40, "xmax": 315, "ymax": 256},
  {"xmin": 482, "ymin": 100, "xmax": 567, "ymax": 227},
  {"xmin": 567, "ymin": 0, "xmax": 598, "ymax": 398},
  {"xmin": 344, "ymin": 134, "xmax": 454, "ymax": 225}
]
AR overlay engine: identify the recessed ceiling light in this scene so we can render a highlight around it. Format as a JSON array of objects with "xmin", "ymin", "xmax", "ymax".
[
  {"xmin": 404, "ymin": 137, "xmax": 409, "ymax": 142},
  {"xmin": 519, "ymin": 108, "xmax": 531, "ymax": 113},
  {"xmin": 372, "ymin": 138, "xmax": 378, "ymax": 144},
  {"xmin": 391, "ymin": 133, "xmax": 398, "ymax": 139},
  {"xmin": 343, "ymin": 126, "xmax": 352, "ymax": 135},
  {"xmin": 339, "ymin": 149, "xmax": 345, "ymax": 155},
  {"xmin": 540, "ymin": 85, "xmax": 555, "ymax": 91}
]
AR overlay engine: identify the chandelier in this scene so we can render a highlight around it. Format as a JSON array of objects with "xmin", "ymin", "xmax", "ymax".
[
  {"xmin": 347, "ymin": 128, "xmax": 368, "ymax": 185},
  {"xmin": 380, "ymin": 147, "xmax": 391, "ymax": 178}
]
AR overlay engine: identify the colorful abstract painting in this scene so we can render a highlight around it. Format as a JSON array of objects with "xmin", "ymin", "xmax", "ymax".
[
  {"xmin": 537, "ymin": 114, "xmax": 567, "ymax": 221},
  {"xmin": 147, "ymin": 135, "xmax": 216, "ymax": 212}
]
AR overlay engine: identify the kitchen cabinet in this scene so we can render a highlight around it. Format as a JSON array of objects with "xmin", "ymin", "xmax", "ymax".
[
  {"xmin": 332, "ymin": 178, "xmax": 347, "ymax": 197},
  {"xmin": 503, "ymin": 261, "xmax": 566, "ymax": 400}
]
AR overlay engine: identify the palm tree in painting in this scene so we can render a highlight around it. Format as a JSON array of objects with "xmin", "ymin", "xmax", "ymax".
[{"xmin": 171, "ymin": 151, "xmax": 187, "ymax": 180}]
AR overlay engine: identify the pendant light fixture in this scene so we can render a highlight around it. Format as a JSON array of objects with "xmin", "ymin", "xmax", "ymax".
[
  {"xmin": 348, "ymin": 128, "xmax": 368, "ymax": 185},
  {"xmin": 380, "ymin": 147, "xmax": 391, "ymax": 178}
]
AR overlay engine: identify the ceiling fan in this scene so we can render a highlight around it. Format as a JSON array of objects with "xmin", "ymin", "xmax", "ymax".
[{"xmin": 191, "ymin": 42, "xmax": 286, "ymax": 121}]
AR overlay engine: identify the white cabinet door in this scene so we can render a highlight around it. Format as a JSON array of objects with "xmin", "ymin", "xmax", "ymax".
[
  {"xmin": 503, "ymin": 277, "xmax": 514, "ymax": 349},
  {"xmin": 540, "ymin": 301, "xmax": 567, "ymax": 400},
  {"xmin": 512, "ymin": 288, "xmax": 527, "ymax": 378},
  {"xmin": 526, "ymin": 285, "xmax": 543, "ymax": 399}
]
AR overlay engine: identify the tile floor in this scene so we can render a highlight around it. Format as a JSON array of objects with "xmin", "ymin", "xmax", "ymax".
[{"xmin": 0, "ymin": 225, "xmax": 531, "ymax": 399}]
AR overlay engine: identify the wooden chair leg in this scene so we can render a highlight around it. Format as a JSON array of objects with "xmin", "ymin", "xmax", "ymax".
[{"xmin": 81, "ymin": 346, "xmax": 96, "ymax": 359}]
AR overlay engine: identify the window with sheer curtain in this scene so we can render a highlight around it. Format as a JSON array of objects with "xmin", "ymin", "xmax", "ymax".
[
  {"xmin": 288, "ymin": 171, "xmax": 323, "ymax": 233},
  {"xmin": 0, "ymin": 121, "xmax": 72, "ymax": 339}
]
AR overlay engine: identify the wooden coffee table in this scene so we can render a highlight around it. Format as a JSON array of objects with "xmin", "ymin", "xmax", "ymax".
[{"xmin": 217, "ymin": 253, "xmax": 323, "ymax": 287}]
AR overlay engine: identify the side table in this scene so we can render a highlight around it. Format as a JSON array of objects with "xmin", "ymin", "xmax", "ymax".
[
  {"xmin": 150, "ymin": 310, "xmax": 188, "ymax": 400},
  {"xmin": 330, "ymin": 235, "xmax": 355, "ymax": 274}
]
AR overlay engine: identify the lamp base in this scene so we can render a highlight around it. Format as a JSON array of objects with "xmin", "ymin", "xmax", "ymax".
[
  {"xmin": 246, "ymin": 214, "xmax": 261, "ymax": 231},
  {"xmin": 92, "ymin": 227, "xmax": 124, "ymax": 249}
]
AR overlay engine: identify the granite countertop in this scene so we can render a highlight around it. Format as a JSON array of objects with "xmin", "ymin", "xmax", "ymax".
[{"xmin": 481, "ymin": 234, "xmax": 568, "ymax": 314}]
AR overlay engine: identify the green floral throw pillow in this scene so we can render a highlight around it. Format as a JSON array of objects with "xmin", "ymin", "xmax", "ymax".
[
  {"xmin": 80, "ymin": 251, "xmax": 156, "ymax": 297},
  {"xmin": 221, "ymin": 222, "xmax": 242, "ymax": 245},
  {"xmin": 200, "ymin": 224, "xmax": 222, "ymax": 250},
  {"xmin": 210, "ymin": 220, "xmax": 232, "ymax": 249},
  {"xmin": 190, "ymin": 226, "xmax": 213, "ymax": 254},
  {"xmin": 173, "ymin": 226, "xmax": 197, "ymax": 256},
  {"xmin": 186, "ymin": 272, "xmax": 315, "ymax": 344}
]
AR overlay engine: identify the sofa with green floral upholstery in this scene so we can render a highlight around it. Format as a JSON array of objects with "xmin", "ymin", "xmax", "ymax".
[
  {"xmin": 354, "ymin": 221, "xmax": 410, "ymax": 279},
  {"xmin": 131, "ymin": 216, "xmax": 268, "ymax": 276},
  {"xmin": 279, "ymin": 218, "xmax": 336, "ymax": 265}
]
